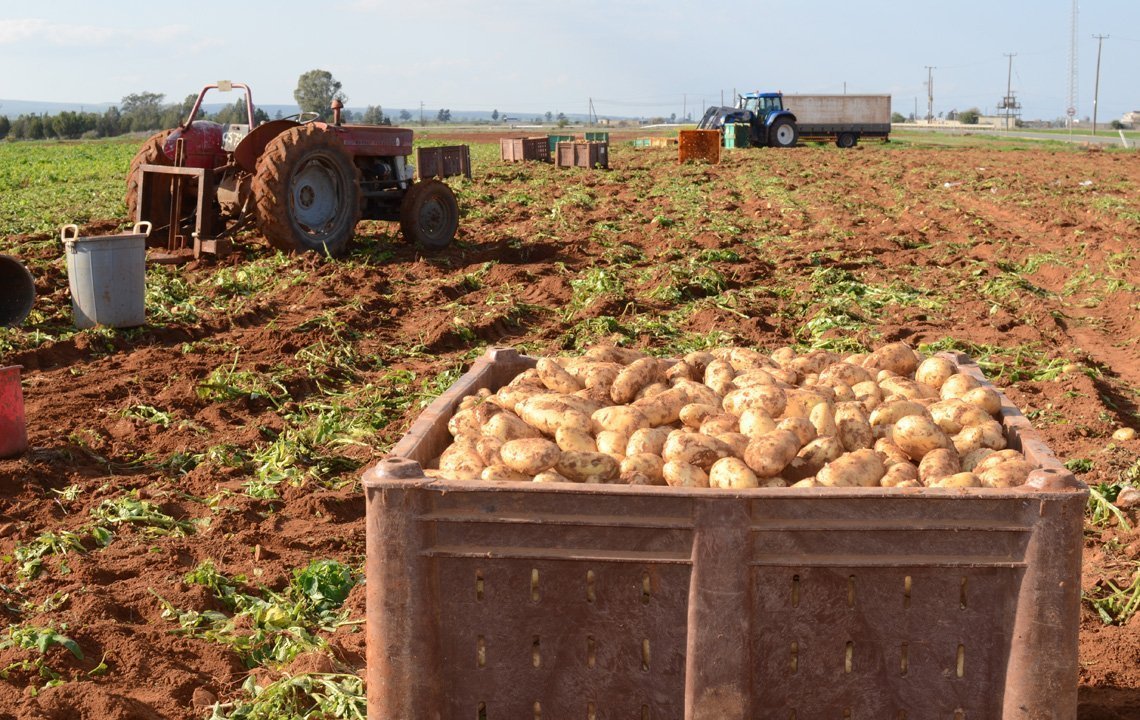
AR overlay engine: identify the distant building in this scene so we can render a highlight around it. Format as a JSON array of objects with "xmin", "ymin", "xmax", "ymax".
[{"xmin": 1120, "ymin": 111, "xmax": 1140, "ymax": 128}]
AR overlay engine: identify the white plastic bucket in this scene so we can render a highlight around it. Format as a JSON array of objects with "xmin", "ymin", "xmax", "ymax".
[{"xmin": 62, "ymin": 222, "xmax": 150, "ymax": 329}]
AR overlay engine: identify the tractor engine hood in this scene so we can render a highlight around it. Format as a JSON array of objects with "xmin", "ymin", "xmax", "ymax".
[
  {"xmin": 697, "ymin": 106, "xmax": 754, "ymax": 130},
  {"xmin": 163, "ymin": 121, "xmax": 227, "ymax": 169}
]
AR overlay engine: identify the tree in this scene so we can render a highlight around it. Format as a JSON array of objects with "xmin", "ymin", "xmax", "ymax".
[
  {"xmin": 436, "ymin": 108, "xmax": 451, "ymax": 122},
  {"xmin": 890, "ymin": 112, "xmax": 906, "ymax": 124},
  {"xmin": 361, "ymin": 105, "xmax": 386, "ymax": 125},
  {"xmin": 399, "ymin": 109, "xmax": 412, "ymax": 122},
  {"xmin": 958, "ymin": 107, "xmax": 980, "ymax": 125},
  {"xmin": 492, "ymin": 109, "xmax": 499, "ymax": 122},
  {"xmin": 557, "ymin": 112, "xmax": 568, "ymax": 128},
  {"xmin": 1110, "ymin": 119, "xmax": 1125, "ymax": 130},
  {"xmin": 0, "ymin": 115, "xmax": 9, "ymax": 140},
  {"xmin": 52, "ymin": 111, "xmax": 91, "ymax": 139},
  {"xmin": 545, "ymin": 111, "xmax": 553, "ymax": 123},
  {"xmin": 294, "ymin": 69, "xmax": 346, "ymax": 121}
]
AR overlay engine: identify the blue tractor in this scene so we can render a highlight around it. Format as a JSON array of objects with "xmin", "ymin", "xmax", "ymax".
[{"xmin": 697, "ymin": 91, "xmax": 799, "ymax": 148}]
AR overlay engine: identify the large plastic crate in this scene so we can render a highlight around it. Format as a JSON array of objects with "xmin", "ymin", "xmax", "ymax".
[
  {"xmin": 364, "ymin": 347, "xmax": 1086, "ymax": 720},
  {"xmin": 725, "ymin": 123, "xmax": 751, "ymax": 149},
  {"xmin": 555, "ymin": 141, "xmax": 609, "ymax": 169},
  {"xmin": 678, "ymin": 129, "xmax": 721, "ymax": 164},
  {"xmin": 500, "ymin": 137, "xmax": 551, "ymax": 163}
]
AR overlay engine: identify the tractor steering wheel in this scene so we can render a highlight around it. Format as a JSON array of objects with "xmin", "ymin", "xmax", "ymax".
[{"xmin": 283, "ymin": 112, "xmax": 321, "ymax": 124}]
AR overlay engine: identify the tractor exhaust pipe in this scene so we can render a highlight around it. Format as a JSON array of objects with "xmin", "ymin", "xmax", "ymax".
[
  {"xmin": 0, "ymin": 255, "xmax": 35, "ymax": 328},
  {"xmin": 331, "ymin": 98, "xmax": 343, "ymax": 126}
]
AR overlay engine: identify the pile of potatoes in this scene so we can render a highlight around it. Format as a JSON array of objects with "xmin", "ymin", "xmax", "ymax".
[{"xmin": 433, "ymin": 342, "xmax": 1036, "ymax": 489}]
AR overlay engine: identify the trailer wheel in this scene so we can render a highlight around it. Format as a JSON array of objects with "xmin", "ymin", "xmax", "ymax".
[
  {"xmin": 400, "ymin": 179, "xmax": 459, "ymax": 250},
  {"xmin": 124, "ymin": 130, "xmax": 172, "ymax": 222},
  {"xmin": 252, "ymin": 124, "xmax": 362, "ymax": 256},
  {"xmin": 837, "ymin": 132, "xmax": 857, "ymax": 149},
  {"xmin": 770, "ymin": 118, "xmax": 798, "ymax": 148}
]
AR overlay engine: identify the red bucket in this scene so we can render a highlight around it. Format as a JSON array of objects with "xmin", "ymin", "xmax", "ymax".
[{"xmin": 0, "ymin": 365, "xmax": 27, "ymax": 458}]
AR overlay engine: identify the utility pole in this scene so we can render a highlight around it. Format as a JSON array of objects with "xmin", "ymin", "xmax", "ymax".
[
  {"xmin": 1067, "ymin": 0, "xmax": 1079, "ymax": 131},
  {"xmin": 419, "ymin": 101, "xmax": 424, "ymax": 126},
  {"xmin": 1091, "ymin": 34, "xmax": 1109, "ymax": 135},
  {"xmin": 914, "ymin": 96, "xmax": 918, "ymax": 122},
  {"xmin": 997, "ymin": 53, "xmax": 1020, "ymax": 130},
  {"xmin": 924, "ymin": 66, "xmax": 936, "ymax": 122}
]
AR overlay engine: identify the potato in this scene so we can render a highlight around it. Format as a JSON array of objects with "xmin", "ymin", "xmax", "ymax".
[
  {"xmin": 475, "ymin": 437, "xmax": 504, "ymax": 466},
  {"xmin": 819, "ymin": 362, "xmax": 874, "ymax": 388},
  {"xmin": 929, "ymin": 398, "xmax": 984, "ymax": 435},
  {"xmin": 723, "ymin": 384, "xmax": 787, "ymax": 418},
  {"xmin": 915, "ymin": 356, "xmax": 957, "ymax": 391},
  {"xmin": 777, "ymin": 417, "xmax": 817, "ymax": 447},
  {"xmin": 481, "ymin": 465, "xmax": 533, "ymax": 483},
  {"xmin": 891, "ymin": 414, "xmax": 952, "ymax": 461},
  {"xmin": 536, "ymin": 357, "xmax": 584, "ymax": 394},
  {"xmin": 482, "ymin": 412, "xmax": 542, "ymax": 443},
  {"xmin": 809, "ymin": 402, "xmax": 838, "ymax": 438},
  {"xmin": 834, "ymin": 402, "xmax": 873, "ymax": 452},
  {"xmin": 634, "ymin": 382, "xmax": 670, "ymax": 401},
  {"xmin": 622, "ymin": 471, "xmax": 657, "ymax": 486},
  {"xmin": 770, "ymin": 346, "xmax": 796, "ymax": 367},
  {"xmin": 869, "ymin": 400, "xmax": 929, "ymax": 431},
  {"xmin": 978, "ymin": 459, "xmax": 1033, "ymax": 488},
  {"xmin": 662, "ymin": 460, "xmax": 710, "ymax": 488},
  {"xmin": 663, "ymin": 431, "xmax": 732, "ymax": 470},
  {"xmin": 633, "ymin": 386, "xmax": 689, "ymax": 426},
  {"xmin": 673, "ymin": 379, "xmax": 723, "ymax": 409},
  {"xmin": 733, "ymin": 369, "xmax": 780, "ymax": 389},
  {"xmin": 575, "ymin": 361, "xmax": 623, "ymax": 390},
  {"xmin": 817, "ymin": 448, "xmax": 886, "ymax": 488},
  {"xmin": 952, "ymin": 426, "xmax": 983, "ymax": 457},
  {"xmin": 700, "ymin": 414, "xmax": 740, "ymax": 437},
  {"xmin": 940, "ymin": 373, "xmax": 982, "ymax": 400},
  {"xmin": 973, "ymin": 419, "xmax": 1008, "ymax": 450},
  {"xmin": 595, "ymin": 430, "xmax": 629, "ymax": 458},
  {"xmin": 878, "ymin": 376, "xmax": 938, "ymax": 401},
  {"xmin": 874, "ymin": 438, "xmax": 912, "ymax": 467},
  {"xmin": 500, "ymin": 438, "xmax": 561, "ymax": 475},
  {"xmin": 555, "ymin": 426, "xmax": 597, "ymax": 453},
  {"xmin": 704, "ymin": 359, "xmax": 737, "ymax": 396},
  {"xmin": 664, "ymin": 360, "xmax": 696, "ymax": 384},
  {"xmin": 574, "ymin": 385, "xmax": 614, "ymax": 406},
  {"xmin": 974, "ymin": 449, "xmax": 1025, "ymax": 476},
  {"xmin": 743, "ymin": 429, "xmax": 801, "ymax": 478},
  {"xmin": 728, "ymin": 347, "xmax": 778, "ymax": 371},
  {"xmin": 790, "ymin": 478, "xmax": 819, "ymax": 488},
  {"xmin": 793, "ymin": 436, "xmax": 844, "ymax": 478},
  {"xmin": 621, "ymin": 453, "xmax": 665, "ymax": 483},
  {"xmin": 918, "ymin": 448, "xmax": 961, "ymax": 485},
  {"xmin": 709, "ymin": 457, "xmax": 760, "ymax": 489},
  {"xmin": 682, "ymin": 350, "xmax": 715, "ymax": 376},
  {"xmin": 932, "ymin": 472, "xmax": 981, "ymax": 488},
  {"xmin": 783, "ymin": 388, "xmax": 832, "ymax": 419},
  {"xmin": 739, "ymin": 407, "xmax": 777, "ymax": 439},
  {"xmin": 680, "ymin": 403, "xmax": 721, "ymax": 429},
  {"xmin": 961, "ymin": 447, "xmax": 995, "ymax": 472},
  {"xmin": 626, "ymin": 427, "xmax": 669, "ymax": 456},
  {"xmin": 555, "ymin": 451, "xmax": 620, "ymax": 483},
  {"xmin": 864, "ymin": 341, "xmax": 920, "ymax": 377},
  {"xmin": 592, "ymin": 405, "xmax": 651, "ymax": 436},
  {"xmin": 961, "ymin": 386, "xmax": 1002, "ymax": 417},
  {"xmin": 880, "ymin": 462, "xmax": 919, "ymax": 487},
  {"xmin": 532, "ymin": 470, "xmax": 570, "ymax": 483},
  {"xmin": 515, "ymin": 395, "xmax": 592, "ymax": 436},
  {"xmin": 447, "ymin": 407, "xmax": 483, "ymax": 439},
  {"xmin": 584, "ymin": 345, "xmax": 644, "ymax": 365},
  {"xmin": 612, "ymin": 358, "xmax": 665, "ymax": 404},
  {"xmin": 788, "ymin": 350, "xmax": 839, "ymax": 377},
  {"xmin": 714, "ymin": 432, "xmax": 750, "ymax": 458},
  {"xmin": 439, "ymin": 441, "xmax": 484, "ymax": 480}
]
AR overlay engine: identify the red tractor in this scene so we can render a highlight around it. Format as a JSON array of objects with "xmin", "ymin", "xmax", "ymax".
[{"xmin": 125, "ymin": 81, "xmax": 467, "ymax": 261}]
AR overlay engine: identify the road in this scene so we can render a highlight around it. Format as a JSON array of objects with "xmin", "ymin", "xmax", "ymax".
[{"xmin": 898, "ymin": 125, "xmax": 1135, "ymax": 148}]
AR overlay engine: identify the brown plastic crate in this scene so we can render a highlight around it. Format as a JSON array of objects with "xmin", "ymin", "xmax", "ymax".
[
  {"xmin": 416, "ymin": 145, "xmax": 472, "ymax": 180},
  {"xmin": 678, "ymin": 129, "xmax": 722, "ymax": 164},
  {"xmin": 555, "ymin": 141, "xmax": 609, "ymax": 169},
  {"xmin": 364, "ymin": 347, "xmax": 1086, "ymax": 720},
  {"xmin": 500, "ymin": 137, "xmax": 551, "ymax": 163}
]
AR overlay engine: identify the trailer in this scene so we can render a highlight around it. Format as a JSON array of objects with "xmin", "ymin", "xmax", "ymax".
[
  {"xmin": 697, "ymin": 91, "xmax": 892, "ymax": 148},
  {"xmin": 782, "ymin": 94, "xmax": 891, "ymax": 147}
]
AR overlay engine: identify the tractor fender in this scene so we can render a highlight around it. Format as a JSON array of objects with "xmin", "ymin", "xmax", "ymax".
[
  {"xmin": 233, "ymin": 119, "xmax": 301, "ymax": 173},
  {"xmin": 766, "ymin": 111, "xmax": 797, "ymax": 127},
  {"xmin": 164, "ymin": 121, "xmax": 227, "ymax": 169}
]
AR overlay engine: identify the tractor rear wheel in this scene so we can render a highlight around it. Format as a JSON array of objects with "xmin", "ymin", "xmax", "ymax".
[
  {"xmin": 252, "ymin": 124, "xmax": 362, "ymax": 255},
  {"xmin": 399, "ymin": 179, "xmax": 459, "ymax": 249},
  {"xmin": 124, "ymin": 130, "xmax": 172, "ymax": 222},
  {"xmin": 770, "ymin": 118, "xmax": 799, "ymax": 148}
]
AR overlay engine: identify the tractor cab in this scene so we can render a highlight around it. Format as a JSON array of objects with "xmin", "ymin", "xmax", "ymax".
[{"xmin": 738, "ymin": 92, "xmax": 785, "ymax": 121}]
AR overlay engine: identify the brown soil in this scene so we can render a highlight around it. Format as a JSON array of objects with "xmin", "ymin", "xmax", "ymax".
[{"xmin": 1, "ymin": 136, "xmax": 1138, "ymax": 719}]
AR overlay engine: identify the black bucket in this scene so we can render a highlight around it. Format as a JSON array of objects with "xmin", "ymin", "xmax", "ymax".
[{"xmin": 0, "ymin": 255, "xmax": 35, "ymax": 327}]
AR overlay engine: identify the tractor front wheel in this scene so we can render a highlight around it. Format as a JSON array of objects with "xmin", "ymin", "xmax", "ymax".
[
  {"xmin": 399, "ymin": 179, "xmax": 459, "ymax": 250},
  {"xmin": 124, "ymin": 130, "xmax": 172, "ymax": 222},
  {"xmin": 252, "ymin": 124, "xmax": 362, "ymax": 255},
  {"xmin": 769, "ymin": 118, "xmax": 799, "ymax": 148}
]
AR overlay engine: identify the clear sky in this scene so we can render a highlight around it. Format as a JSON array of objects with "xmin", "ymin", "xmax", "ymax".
[{"xmin": 1, "ymin": 0, "xmax": 1136, "ymax": 122}]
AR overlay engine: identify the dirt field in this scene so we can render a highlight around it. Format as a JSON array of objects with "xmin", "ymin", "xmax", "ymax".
[{"xmin": 1, "ymin": 133, "xmax": 1138, "ymax": 719}]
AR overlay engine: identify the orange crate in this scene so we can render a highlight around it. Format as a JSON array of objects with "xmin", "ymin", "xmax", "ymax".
[{"xmin": 678, "ymin": 129, "xmax": 721, "ymax": 164}]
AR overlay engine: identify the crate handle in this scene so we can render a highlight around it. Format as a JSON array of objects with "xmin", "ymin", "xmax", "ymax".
[
  {"xmin": 132, "ymin": 221, "xmax": 152, "ymax": 237},
  {"xmin": 59, "ymin": 224, "xmax": 79, "ymax": 244}
]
